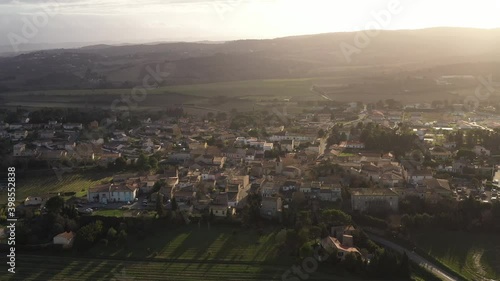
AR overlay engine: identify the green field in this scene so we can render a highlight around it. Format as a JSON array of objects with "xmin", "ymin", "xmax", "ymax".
[
  {"xmin": 0, "ymin": 225, "xmax": 350, "ymax": 281},
  {"xmin": 1, "ymin": 78, "xmax": 326, "ymax": 99},
  {"xmin": 0, "ymin": 254, "xmax": 289, "ymax": 281},
  {"xmin": 0, "ymin": 171, "xmax": 112, "ymax": 205},
  {"xmin": 0, "ymin": 78, "xmax": 329, "ymax": 114},
  {"xmin": 0, "ymin": 224, "xmax": 443, "ymax": 281},
  {"xmin": 159, "ymin": 78, "xmax": 322, "ymax": 99},
  {"xmin": 414, "ymin": 231, "xmax": 500, "ymax": 280},
  {"xmin": 1, "ymin": 75, "xmax": 472, "ymax": 113},
  {"xmin": 92, "ymin": 209, "xmax": 129, "ymax": 217},
  {"xmin": 90, "ymin": 225, "xmax": 283, "ymax": 263},
  {"xmin": 0, "ymin": 254, "xmax": 358, "ymax": 281}
]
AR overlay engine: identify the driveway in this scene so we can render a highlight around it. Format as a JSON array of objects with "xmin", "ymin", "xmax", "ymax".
[{"xmin": 367, "ymin": 233, "xmax": 458, "ymax": 281}]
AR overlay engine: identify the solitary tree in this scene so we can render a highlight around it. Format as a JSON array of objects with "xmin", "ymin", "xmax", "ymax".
[
  {"xmin": 45, "ymin": 196, "xmax": 65, "ymax": 214},
  {"xmin": 171, "ymin": 197, "xmax": 178, "ymax": 211},
  {"xmin": 318, "ymin": 129, "xmax": 325, "ymax": 138},
  {"xmin": 156, "ymin": 193, "xmax": 165, "ymax": 217}
]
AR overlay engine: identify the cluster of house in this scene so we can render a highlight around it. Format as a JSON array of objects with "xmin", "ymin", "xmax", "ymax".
[
  {"xmin": 12, "ymin": 108, "xmax": 482, "ymax": 219},
  {"xmin": 4, "ymin": 118, "xmax": 179, "ymax": 166},
  {"xmin": 365, "ymin": 106, "xmax": 500, "ymax": 131},
  {"xmin": 8, "ymin": 104, "xmax": 500, "ymax": 215},
  {"xmin": 317, "ymin": 142, "xmax": 459, "ymax": 212},
  {"xmin": 85, "ymin": 168, "xmax": 284, "ymax": 220}
]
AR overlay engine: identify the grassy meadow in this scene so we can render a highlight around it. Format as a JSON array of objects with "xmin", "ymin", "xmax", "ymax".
[
  {"xmin": 0, "ymin": 75, "xmax": 470, "ymax": 112},
  {"xmin": 0, "ymin": 225, "xmax": 346, "ymax": 281},
  {"xmin": 89, "ymin": 225, "xmax": 282, "ymax": 262},
  {"xmin": 0, "ymin": 171, "xmax": 113, "ymax": 205}
]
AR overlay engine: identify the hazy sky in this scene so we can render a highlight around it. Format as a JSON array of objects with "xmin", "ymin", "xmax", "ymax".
[{"xmin": 1, "ymin": 0, "xmax": 500, "ymax": 46}]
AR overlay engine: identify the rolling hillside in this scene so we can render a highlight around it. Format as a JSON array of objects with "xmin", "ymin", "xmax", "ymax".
[{"xmin": 0, "ymin": 27, "xmax": 499, "ymax": 92}]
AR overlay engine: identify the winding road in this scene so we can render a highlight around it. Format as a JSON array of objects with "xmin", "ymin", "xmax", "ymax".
[{"xmin": 367, "ymin": 234, "xmax": 460, "ymax": 281}]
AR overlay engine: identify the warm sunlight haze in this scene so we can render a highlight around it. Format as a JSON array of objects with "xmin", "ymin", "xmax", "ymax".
[
  {"xmin": 1, "ymin": 1, "xmax": 500, "ymax": 281},
  {"xmin": 1, "ymin": 0, "xmax": 500, "ymax": 44}
]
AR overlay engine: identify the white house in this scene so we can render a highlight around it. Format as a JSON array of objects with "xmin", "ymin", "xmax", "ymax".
[
  {"xmin": 8, "ymin": 124, "xmax": 23, "ymax": 130},
  {"xmin": 53, "ymin": 231, "xmax": 75, "ymax": 249},
  {"xmin": 11, "ymin": 130, "xmax": 28, "ymax": 141},
  {"xmin": 24, "ymin": 196, "xmax": 44, "ymax": 206},
  {"xmin": 473, "ymin": 145, "xmax": 491, "ymax": 157},
  {"xmin": 350, "ymin": 188, "xmax": 399, "ymax": 212},
  {"xmin": 87, "ymin": 183, "xmax": 138, "ymax": 203},
  {"xmin": 210, "ymin": 193, "xmax": 235, "ymax": 217},
  {"xmin": 263, "ymin": 142, "xmax": 274, "ymax": 151},
  {"xmin": 269, "ymin": 134, "xmax": 316, "ymax": 142},
  {"xmin": 63, "ymin": 123, "xmax": 83, "ymax": 130},
  {"xmin": 339, "ymin": 141, "xmax": 365, "ymax": 149},
  {"xmin": 408, "ymin": 169, "xmax": 434, "ymax": 184},
  {"xmin": 91, "ymin": 138, "xmax": 105, "ymax": 145}
]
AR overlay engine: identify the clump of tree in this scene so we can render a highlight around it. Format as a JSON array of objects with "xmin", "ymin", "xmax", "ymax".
[
  {"xmin": 156, "ymin": 192, "xmax": 165, "ymax": 218},
  {"xmin": 75, "ymin": 220, "xmax": 104, "ymax": 251},
  {"xmin": 399, "ymin": 195, "xmax": 500, "ymax": 234},
  {"xmin": 241, "ymin": 194, "xmax": 261, "ymax": 227},
  {"xmin": 45, "ymin": 196, "xmax": 65, "ymax": 214},
  {"xmin": 358, "ymin": 122, "xmax": 419, "ymax": 158},
  {"xmin": 366, "ymin": 249, "xmax": 410, "ymax": 279},
  {"xmin": 135, "ymin": 153, "xmax": 158, "ymax": 172}
]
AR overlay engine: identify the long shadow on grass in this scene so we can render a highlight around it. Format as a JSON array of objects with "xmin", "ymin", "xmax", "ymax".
[
  {"xmin": 11, "ymin": 255, "xmax": 77, "ymax": 281},
  {"xmin": 201, "ymin": 226, "xmax": 270, "ymax": 273},
  {"xmin": 416, "ymin": 231, "xmax": 469, "ymax": 275},
  {"xmin": 85, "ymin": 261, "xmax": 126, "ymax": 281}
]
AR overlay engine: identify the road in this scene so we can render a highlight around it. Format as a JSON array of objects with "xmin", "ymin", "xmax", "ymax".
[
  {"xmin": 310, "ymin": 85, "xmax": 334, "ymax": 101},
  {"xmin": 367, "ymin": 234, "xmax": 459, "ymax": 281}
]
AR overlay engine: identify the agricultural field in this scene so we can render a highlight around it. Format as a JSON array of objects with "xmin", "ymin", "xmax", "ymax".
[
  {"xmin": 0, "ymin": 171, "xmax": 113, "ymax": 205},
  {"xmin": 0, "ymin": 75, "xmax": 471, "ymax": 112},
  {"xmin": 0, "ymin": 77, "xmax": 329, "ymax": 98},
  {"xmin": 0, "ymin": 253, "xmax": 350, "ymax": 281},
  {"xmin": 414, "ymin": 231, "xmax": 500, "ymax": 280},
  {"xmin": 0, "ymin": 225, "xmax": 356, "ymax": 281},
  {"xmin": 0, "ymin": 225, "xmax": 447, "ymax": 281},
  {"xmin": 0, "ymin": 78, "xmax": 325, "ymax": 115},
  {"xmin": 90, "ymin": 225, "xmax": 283, "ymax": 263}
]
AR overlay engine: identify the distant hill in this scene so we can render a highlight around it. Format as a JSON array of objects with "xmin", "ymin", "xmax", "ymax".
[{"xmin": 0, "ymin": 27, "xmax": 499, "ymax": 91}]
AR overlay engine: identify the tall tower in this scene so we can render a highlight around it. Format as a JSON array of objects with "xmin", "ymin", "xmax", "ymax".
[{"xmin": 275, "ymin": 156, "xmax": 283, "ymax": 174}]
